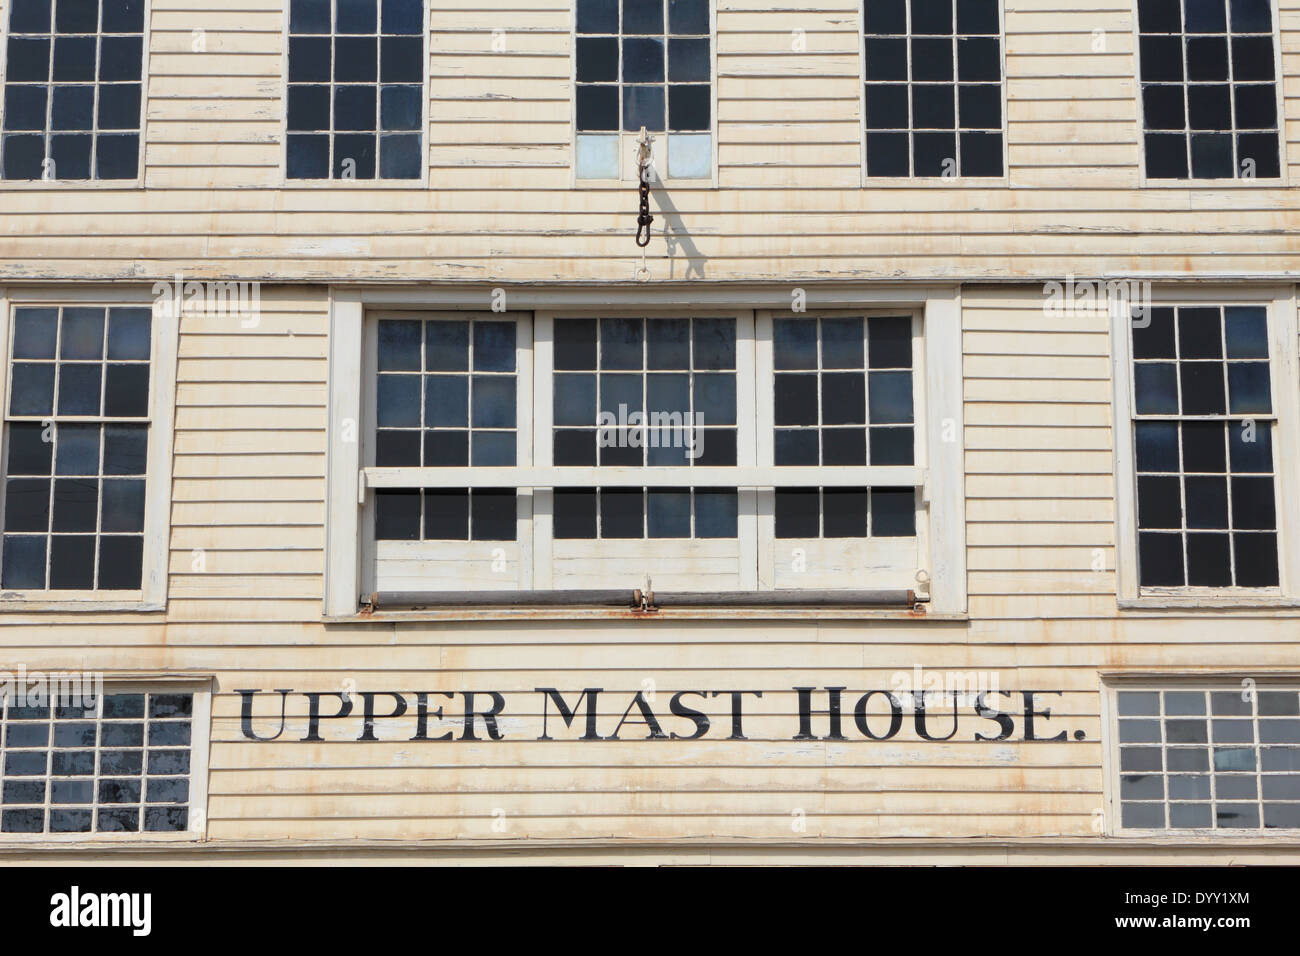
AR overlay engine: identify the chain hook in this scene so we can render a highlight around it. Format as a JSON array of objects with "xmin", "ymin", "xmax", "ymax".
[{"xmin": 635, "ymin": 127, "xmax": 654, "ymax": 249}]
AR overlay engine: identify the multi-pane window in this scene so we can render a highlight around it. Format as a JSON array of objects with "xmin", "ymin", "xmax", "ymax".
[
  {"xmin": 286, "ymin": 0, "xmax": 425, "ymax": 180},
  {"xmin": 1130, "ymin": 305, "xmax": 1277, "ymax": 589},
  {"xmin": 1, "ymin": 0, "xmax": 145, "ymax": 180},
  {"xmin": 1114, "ymin": 685, "xmax": 1300, "ymax": 831},
  {"xmin": 862, "ymin": 0, "xmax": 1004, "ymax": 177},
  {"xmin": 772, "ymin": 316, "xmax": 916, "ymax": 540},
  {"xmin": 2, "ymin": 306, "xmax": 151, "ymax": 592},
  {"xmin": 1, "ymin": 689, "xmax": 197, "ymax": 835},
  {"xmin": 552, "ymin": 317, "xmax": 737, "ymax": 539},
  {"xmin": 356, "ymin": 310, "xmax": 930, "ymax": 598},
  {"xmin": 373, "ymin": 316, "xmax": 518, "ymax": 543},
  {"xmin": 574, "ymin": 0, "xmax": 712, "ymax": 179},
  {"xmin": 1137, "ymin": 0, "xmax": 1280, "ymax": 179}
]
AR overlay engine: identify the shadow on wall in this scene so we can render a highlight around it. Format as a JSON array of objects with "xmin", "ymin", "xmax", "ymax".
[{"xmin": 652, "ymin": 175, "xmax": 707, "ymax": 280}]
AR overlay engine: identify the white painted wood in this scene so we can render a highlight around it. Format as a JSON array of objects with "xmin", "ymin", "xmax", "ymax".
[
  {"xmin": 924, "ymin": 289, "xmax": 967, "ymax": 615},
  {"xmin": 324, "ymin": 289, "xmax": 363, "ymax": 616}
]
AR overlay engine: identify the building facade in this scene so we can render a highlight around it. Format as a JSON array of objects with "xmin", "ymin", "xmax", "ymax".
[{"xmin": 0, "ymin": 0, "xmax": 1299, "ymax": 863}]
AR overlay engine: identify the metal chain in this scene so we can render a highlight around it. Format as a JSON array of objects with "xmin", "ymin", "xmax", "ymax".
[{"xmin": 635, "ymin": 165, "xmax": 653, "ymax": 248}]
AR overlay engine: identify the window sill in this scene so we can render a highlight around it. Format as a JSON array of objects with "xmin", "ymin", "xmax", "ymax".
[
  {"xmin": 1120, "ymin": 594, "xmax": 1300, "ymax": 611},
  {"xmin": 1140, "ymin": 177, "xmax": 1289, "ymax": 189},
  {"xmin": 0, "ymin": 599, "xmax": 163, "ymax": 614},
  {"xmin": 329, "ymin": 606, "xmax": 966, "ymax": 624}
]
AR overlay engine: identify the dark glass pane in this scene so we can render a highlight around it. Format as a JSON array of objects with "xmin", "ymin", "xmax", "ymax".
[
  {"xmin": 372, "ymin": 426, "xmax": 420, "ymax": 467},
  {"xmin": 1139, "ymin": 531, "xmax": 1185, "ymax": 585},
  {"xmin": 471, "ymin": 489, "xmax": 516, "ymax": 541},
  {"xmin": 647, "ymin": 488, "xmax": 690, "ymax": 538},
  {"xmin": 694, "ymin": 427, "xmax": 735, "ymax": 466},
  {"xmin": 912, "ymin": 84, "xmax": 955, "ymax": 129},
  {"xmin": 555, "ymin": 373, "xmax": 597, "ymax": 426},
  {"xmin": 871, "ymin": 487, "xmax": 916, "ymax": 536},
  {"xmin": 1178, "ymin": 362, "xmax": 1225, "ymax": 414},
  {"xmin": 289, "ymin": 36, "xmax": 331, "ymax": 82},
  {"xmin": 1237, "ymin": 133, "xmax": 1279, "ymax": 178},
  {"xmin": 823, "ymin": 488, "xmax": 868, "ymax": 538},
  {"xmin": 601, "ymin": 488, "xmax": 643, "ymax": 538},
  {"xmin": 2, "ymin": 86, "xmax": 47, "ymax": 132},
  {"xmin": 286, "ymin": 135, "xmax": 329, "ymax": 178},
  {"xmin": 471, "ymin": 431, "xmax": 515, "ymax": 466},
  {"xmin": 821, "ymin": 318, "xmax": 864, "ymax": 369},
  {"xmin": 377, "ymin": 374, "xmax": 420, "ymax": 427},
  {"xmin": 1178, "ymin": 307, "xmax": 1222, "ymax": 359},
  {"xmin": 374, "ymin": 489, "xmax": 420, "ymax": 539},
  {"xmin": 57, "ymin": 364, "xmax": 101, "ymax": 416},
  {"xmin": 911, "ymin": 38, "xmax": 954, "ymax": 81},
  {"xmin": 61, "ymin": 307, "xmax": 105, "ymax": 360},
  {"xmin": 8, "ymin": 0, "xmax": 53, "ymax": 32},
  {"xmin": 1134, "ymin": 307, "xmax": 1176, "ymax": 358},
  {"xmin": 424, "ymin": 489, "xmax": 468, "ymax": 540},
  {"xmin": 107, "ymin": 308, "xmax": 150, "ymax": 360},
  {"xmin": 1190, "ymin": 132, "xmax": 1234, "ymax": 178},
  {"xmin": 1230, "ymin": 0, "xmax": 1271, "ymax": 31},
  {"xmin": 868, "ymin": 370, "xmax": 913, "ymax": 423},
  {"xmin": 55, "ymin": 423, "xmax": 99, "ymax": 476},
  {"xmin": 958, "ymin": 84, "xmax": 1000, "ymax": 129},
  {"xmin": 471, "ymin": 376, "xmax": 515, "ymax": 429},
  {"xmin": 52, "ymin": 36, "xmax": 95, "ymax": 83},
  {"xmin": 1231, "ymin": 476, "xmax": 1275, "ymax": 529},
  {"xmin": 775, "ymin": 488, "xmax": 819, "ymax": 538},
  {"xmin": 149, "ymin": 694, "xmax": 193, "ymax": 718},
  {"xmin": 554, "ymin": 489, "xmax": 597, "ymax": 538},
  {"xmin": 870, "ymin": 426, "xmax": 914, "ymax": 465},
  {"xmin": 423, "ymin": 429, "xmax": 468, "ymax": 466},
  {"xmin": 622, "ymin": 37, "xmax": 664, "ymax": 83},
  {"xmin": 1233, "ymin": 84, "xmax": 1276, "ymax": 130},
  {"xmin": 822, "ymin": 373, "xmax": 866, "ymax": 425},
  {"xmin": 1227, "ymin": 362, "xmax": 1271, "ymax": 414},
  {"xmin": 51, "ymin": 86, "xmax": 94, "ymax": 131},
  {"xmin": 99, "ymin": 35, "xmax": 142, "ymax": 82},
  {"xmin": 668, "ymin": 37, "xmax": 710, "ymax": 82},
  {"xmin": 773, "ymin": 319, "xmax": 816, "ymax": 370},
  {"xmin": 49, "ymin": 133, "xmax": 91, "ymax": 179},
  {"xmin": 12, "ymin": 308, "xmax": 58, "ymax": 360},
  {"xmin": 102, "ymin": 424, "xmax": 146, "ymax": 475},
  {"xmin": 1184, "ymin": 475, "xmax": 1228, "ymax": 528},
  {"xmin": 693, "ymin": 318, "xmax": 734, "ymax": 370},
  {"xmin": 961, "ymin": 130, "xmax": 1004, "ymax": 176},
  {"xmin": 694, "ymin": 488, "xmax": 737, "ymax": 538},
  {"xmin": 911, "ymin": 0, "xmax": 953, "ymax": 33},
  {"xmin": 1184, "ymin": 0, "xmax": 1227, "ymax": 32},
  {"xmin": 1188, "ymin": 86, "xmax": 1231, "ymax": 131},
  {"xmin": 334, "ymin": 133, "xmax": 376, "ymax": 179},
  {"xmin": 693, "ymin": 373, "xmax": 735, "ymax": 424},
  {"xmin": 774, "ymin": 429, "xmax": 818, "ymax": 465},
  {"xmin": 866, "ymin": 0, "xmax": 907, "ymax": 33},
  {"xmin": 668, "ymin": 0, "xmax": 708, "ymax": 33},
  {"xmin": 334, "ymin": 37, "xmax": 378, "ymax": 81},
  {"xmin": 1228, "ymin": 420, "xmax": 1272, "ymax": 472},
  {"xmin": 4, "ymin": 479, "xmax": 51, "ymax": 531},
  {"xmin": 334, "ymin": 86, "xmax": 377, "ymax": 131},
  {"xmin": 1138, "ymin": 0, "xmax": 1182, "ymax": 31},
  {"xmin": 1144, "ymin": 84, "xmax": 1186, "ymax": 130},
  {"xmin": 95, "ymin": 132, "xmax": 138, "ymax": 179},
  {"xmin": 379, "ymin": 133, "xmax": 421, "ymax": 180},
  {"xmin": 378, "ymin": 319, "xmax": 421, "ymax": 371},
  {"xmin": 865, "ymin": 85, "xmax": 909, "ymax": 130},
  {"xmin": 103, "ymin": 364, "xmax": 148, "ymax": 417},
  {"xmin": 336, "ymin": 0, "xmax": 378, "ymax": 33},
  {"xmin": 96, "ymin": 535, "xmax": 141, "ymax": 589},
  {"xmin": 646, "ymin": 318, "xmax": 690, "ymax": 369},
  {"xmin": 576, "ymin": 85, "xmax": 618, "ymax": 131},
  {"xmin": 577, "ymin": 36, "xmax": 618, "ymax": 83},
  {"xmin": 1180, "ymin": 420, "xmax": 1225, "ymax": 473},
  {"xmin": 10, "ymin": 364, "xmax": 55, "ymax": 416},
  {"xmin": 599, "ymin": 372, "xmax": 642, "ymax": 419},
  {"xmin": 380, "ymin": 35, "xmax": 423, "ymax": 83},
  {"xmin": 555, "ymin": 319, "xmax": 597, "ymax": 370},
  {"xmin": 1145, "ymin": 133, "xmax": 1189, "ymax": 178},
  {"xmin": 822, "ymin": 428, "xmax": 866, "ymax": 465},
  {"xmin": 600, "ymin": 317, "xmax": 643, "ymax": 370},
  {"xmin": 553, "ymin": 429, "xmax": 596, "ymax": 465},
  {"xmin": 774, "ymin": 374, "xmax": 817, "ymax": 426},
  {"xmin": 622, "ymin": 0, "xmax": 663, "ymax": 34},
  {"xmin": 913, "ymin": 131, "xmax": 957, "ymax": 176},
  {"xmin": 1232, "ymin": 36, "xmax": 1274, "ymax": 81},
  {"xmin": 425, "ymin": 320, "xmax": 469, "ymax": 371},
  {"xmin": 49, "ymin": 533, "xmax": 94, "ymax": 589},
  {"xmin": 290, "ymin": 0, "xmax": 331, "ymax": 33},
  {"xmin": 1186, "ymin": 36, "xmax": 1228, "ymax": 81},
  {"xmin": 866, "ymin": 37, "xmax": 908, "ymax": 81},
  {"xmin": 624, "ymin": 85, "xmax": 665, "ymax": 132},
  {"xmin": 1138, "ymin": 474, "xmax": 1183, "ymax": 528},
  {"xmin": 101, "ymin": 478, "xmax": 145, "ymax": 532},
  {"xmin": 6, "ymin": 422, "xmax": 53, "ymax": 475},
  {"xmin": 380, "ymin": 85, "xmax": 422, "ymax": 130},
  {"xmin": 577, "ymin": 0, "xmax": 618, "ymax": 33},
  {"xmin": 52, "ymin": 477, "xmax": 97, "ymax": 532},
  {"xmin": 956, "ymin": 0, "xmax": 999, "ymax": 32},
  {"xmin": 287, "ymin": 85, "xmax": 331, "ymax": 131},
  {"xmin": 1136, "ymin": 420, "xmax": 1180, "ymax": 472},
  {"xmin": 668, "ymin": 85, "xmax": 709, "ymax": 131},
  {"xmin": 957, "ymin": 38, "xmax": 1000, "ymax": 82}
]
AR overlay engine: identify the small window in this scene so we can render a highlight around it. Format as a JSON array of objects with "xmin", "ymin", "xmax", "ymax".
[
  {"xmin": 862, "ymin": 0, "xmax": 1004, "ymax": 177},
  {"xmin": 0, "ymin": 0, "xmax": 146, "ymax": 180},
  {"xmin": 1129, "ymin": 306, "xmax": 1278, "ymax": 590},
  {"xmin": 1109, "ymin": 683, "xmax": 1300, "ymax": 832},
  {"xmin": 286, "ymin": 0, "xmax": 425, "ymax": 180},
  {"xmin": 0, "ymin": 683, "xmax": 209, "ymax": 838},
  {"xmin": 574, "ymin": 0, "xmax": 713, "ymax": 180},
  {"xmin": 1136, "ymin": 0, "xmax": 1281, "ymax": 179}
]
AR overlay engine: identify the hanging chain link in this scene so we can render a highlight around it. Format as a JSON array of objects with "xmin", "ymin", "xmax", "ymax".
[{"xmin": 635, "ymin": 163, "xmax": 653, "ymax": 248}]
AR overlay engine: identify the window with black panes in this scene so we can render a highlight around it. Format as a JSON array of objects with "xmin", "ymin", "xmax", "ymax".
[
  {"xmin": 1, "ymin": 306, "xmax": 151, "ymax": 592},
  {"xmin": 863, "ymin": 0, "xmax": 1004, "ymax": 177},
  {"xmin": 1131, "ymin": 305, "xmax": 1278, "ymax": 589},
  {"xmin": 773, "ymin": 316, "xmax": 916, "ymax": 539},
  {"xmin": 1, "ymin": 0, "xmax": 145, "ymax": 180},
  {"xmin": 287, "ymin": 0, "xmax": 424, "ymax": 180},
  {"xmin": 1137, "ymin": 0, "xmax": 1280, "ymax": 179},
  {"xmin": 1, "ymin": 690, "xmax": 194, "ymax": 835}
]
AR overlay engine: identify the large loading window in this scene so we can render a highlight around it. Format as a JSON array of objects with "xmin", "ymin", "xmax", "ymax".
[
  {"xmin": 0, "ymin": 685, "xmax": 207, "ymax": 837},
  {"xmin": 354, "ymin": 309, "xmax": 928, "ymax": 598},
  {"xmin": 574, "ymin": 0, "xmax": 712, "ymax": 179},
  {"xmin": 1137, "ymin": 0, "xmax": 1281, "ymax": 179},
  {"xmin": 1, "ymin": 0, "xmax": 146, "ymax": 180},
  {"xmin": 286, "ymin": 0, "xmax": 425, "ymax": 180},
  {"xmin": 862, "ymin": 0, "xmax": 1004, "ymax": 177},
  {"xmin": 1111, "ymin": 683, "xmax": 1300, "ymax": 832}
]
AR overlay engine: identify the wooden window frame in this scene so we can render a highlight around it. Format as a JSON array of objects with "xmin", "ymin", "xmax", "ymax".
[
  {"xmin": 1101, "ymin": 675, "xmax": 1300, "ymax": 838},
  {"xmin": 326, "ymin": 286, "xmax": 966, "ymax": 617},
  {"xmin": 570, "ymin": 0, "xmax": 719, "ymax": 186},
  {"xmin": 856, "ymin": 0, "xmax": 1010, "ymax": 186},
  {"xmin": 0, "ymin": 286, "xmax": 178, "ymax": 612},
  {"xmin": 0, "ymin": 0, "xmax": 151, "ymax": 188},
  {"xmin": 0, "ymin": 676, "xmax": 211, "ymax": 844},
  {"xmin": 1110, "ymin": 285, "xmax": 1300, "ymax": 607}
]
